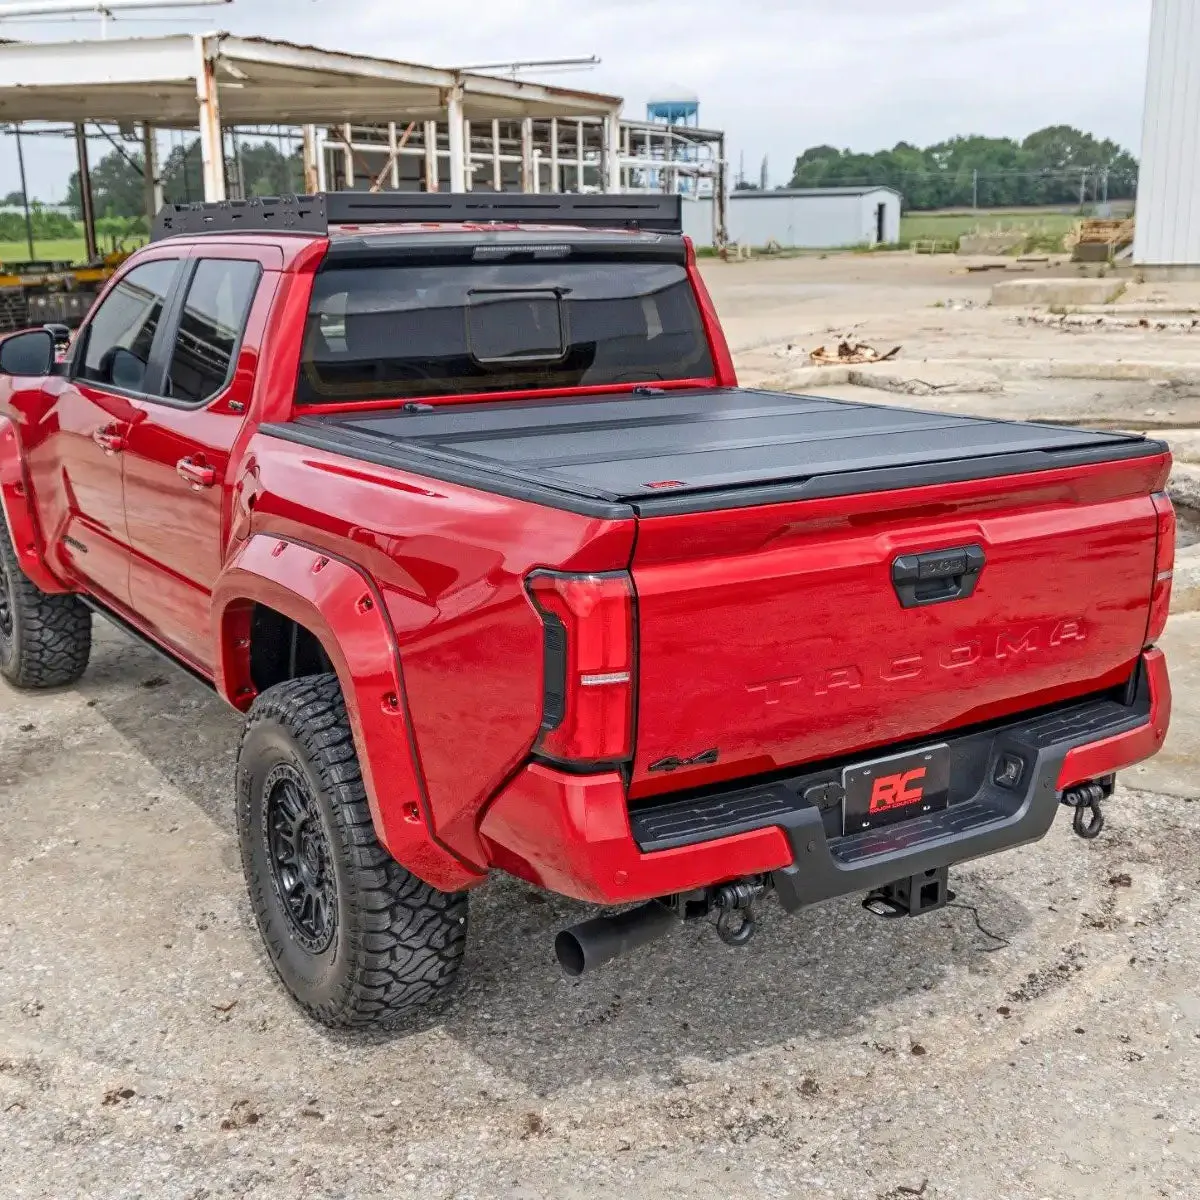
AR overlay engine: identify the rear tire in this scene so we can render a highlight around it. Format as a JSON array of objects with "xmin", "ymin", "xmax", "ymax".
[
  {"xmin": 236, "ymin": 674, "xmax": 468, "ymax": 1028},
  {"xmin": 0, "ymin": 520, "xmax": 91, "ymax": 689}
]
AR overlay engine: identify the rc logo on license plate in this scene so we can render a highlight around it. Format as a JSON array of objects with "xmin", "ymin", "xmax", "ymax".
[{"xmin": 842, "ymin": 744, "xmax": 951, "ymax": 834}]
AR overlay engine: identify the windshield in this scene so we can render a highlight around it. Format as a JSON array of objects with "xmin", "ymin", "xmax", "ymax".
[{"xmin": 297, "ymin": 260, "xmax": 714, "ymax": 403}]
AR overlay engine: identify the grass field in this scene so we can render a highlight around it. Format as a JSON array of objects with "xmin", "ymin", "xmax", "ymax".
[
  {"xmin": 0, "ymin": 236, "xmax": 147, "ymax": 268},
  {"xmin": 0, "ymin": 238, "xmax": 91, "ymax": 266},
  {"xmin": 899, "ymin": 210, "xmax": 1080, "ymax": 247}
]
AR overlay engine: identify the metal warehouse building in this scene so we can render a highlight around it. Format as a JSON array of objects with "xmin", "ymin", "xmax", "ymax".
[
  {"xmin": 1134, "ymin": 0, "xmax": 1200, "ymax": 270},
  {"xmin": 729, "ymin": 186, "xmax": 901, "ymax": 248},
  {"xmin": 681, "ymin": 185, "xmax": 901, "ymax": 249}
]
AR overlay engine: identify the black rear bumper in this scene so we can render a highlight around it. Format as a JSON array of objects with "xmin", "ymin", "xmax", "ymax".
[{"xmin": 628, "ymin": 683, "xmax": 1153, "ymax": 914}]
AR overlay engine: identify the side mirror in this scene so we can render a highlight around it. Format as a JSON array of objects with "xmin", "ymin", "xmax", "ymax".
[
  {"xmin": 99, "ymin": 346, "xmax": 147, "ymax": 392},
  {"xmin": 0, "ymin": 329, "xmax": 55, "ymax": 378}
]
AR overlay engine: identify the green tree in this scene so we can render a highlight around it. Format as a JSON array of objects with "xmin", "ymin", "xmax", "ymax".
[
  {"xmin": 787, "ymin": 125, "xmax": 1139, "ymax": 210},
  {"xmin": 65, "ymin": 148, "xmax": 145, "ymax": 219},
  {"xmin": 65, "ymin": 138, "xmax": 307, "ymax": 215},
  {"xmin": 163, "ymin": 137, "xmax": 303, "ymax": 203},
  {"xmin": 233, "ymin": 140, "xmax": 304, "ymax": 197},
  {"xmin": 162, "ymin": 140, "xmax": 204, "ymax": 205}
]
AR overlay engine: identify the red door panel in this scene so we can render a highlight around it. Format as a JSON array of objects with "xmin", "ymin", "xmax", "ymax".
[
  {"xmin": 23, "ymin": 376, "xmax": 136, "ymax": 607},
  {"xmin": 123, "ymin": 406, "xmax": 245, "ymax": 670}
]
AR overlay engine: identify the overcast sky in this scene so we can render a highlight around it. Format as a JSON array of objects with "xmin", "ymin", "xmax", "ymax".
[{"xmin": 1, "ymin": 0, "xmax": 1154, "ymax": 202}]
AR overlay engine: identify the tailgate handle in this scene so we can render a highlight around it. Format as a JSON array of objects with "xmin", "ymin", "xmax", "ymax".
[{"xmin": 891, "ymin": 544, "xmax": 985, "ymax": 608}]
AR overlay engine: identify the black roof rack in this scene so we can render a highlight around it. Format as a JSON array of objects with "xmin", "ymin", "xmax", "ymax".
[{"xmin": 151, "ymin": 192, "xmax": 683, "ymax": 242}]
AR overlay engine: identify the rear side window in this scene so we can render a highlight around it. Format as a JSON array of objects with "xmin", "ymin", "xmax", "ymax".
[
  {"xmin": 163, "ymin": 259, "xmax": 262, "ymax": 405},
  {"xmin": 297, "ymin": 261, "xmax": 714, "ymax": 403},
  {"xmin": 79, "ymin": 259, "xmax": 177, "ymax": 392}
]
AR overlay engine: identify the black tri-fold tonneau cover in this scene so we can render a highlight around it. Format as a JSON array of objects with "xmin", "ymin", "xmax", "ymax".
[{"xmin": 263, "ymin": 388, "xmax": 1168, "ymax": 519}]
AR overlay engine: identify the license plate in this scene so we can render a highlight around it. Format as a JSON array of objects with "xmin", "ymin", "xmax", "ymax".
[{"xmin": 842, "ymin": 744, "xmax": 951, "ymax": 834}]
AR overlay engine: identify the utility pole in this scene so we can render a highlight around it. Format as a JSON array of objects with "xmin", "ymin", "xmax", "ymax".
[
  {"xmin": 75, "ymin": 124, "xmax": 98, "ymax": 261},
  {"xmin": 972, "ymin": 168, "xmax": 978, "ymax": 210},
  {"xmin": 13, "ymin": 124, "xmax": 35, "ymax": 260}
]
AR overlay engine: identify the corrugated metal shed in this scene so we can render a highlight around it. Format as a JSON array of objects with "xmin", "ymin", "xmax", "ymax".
[
  {"xmin": 730, "ymin": 186, "xmax": 900, "ymax": 248},
  {"xmin": 682, "ymin": 186, "xmax": 901, "ymax": 249},
  {"xmin": 1134, "ymin": 0, "xmax": 1200, "ymax": 267}
]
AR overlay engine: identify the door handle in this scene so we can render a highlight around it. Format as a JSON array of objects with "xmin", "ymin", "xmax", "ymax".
[
  {"xmin": 177, "ymin": 457, "xmax": 217, "ymax": 489},
  {"xmin": 892, "ymin": 544, "xmax": 986, "ymax": 608},
  {"xmin": 92, "ymin": 426, "xmax": 126, "ymax": 454}
]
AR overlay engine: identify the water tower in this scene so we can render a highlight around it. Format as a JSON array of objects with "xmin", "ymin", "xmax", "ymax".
[
  {"xmin": 646, "ymin": 89, "xmax": 700, "ymax": 128},
  {"xmin": 644, "ymin": 89, "xmax": 700, "ymax": 194}
]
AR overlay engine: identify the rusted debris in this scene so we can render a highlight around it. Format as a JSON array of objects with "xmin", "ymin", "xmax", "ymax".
[
  {"xmin": 1067, "ymin": 218, "xmax": 1135, "ymax": 263},
  {"xmin": 809, "ymin": 339, "xmax": 901, "ymax": 366},
  {"xmin": 1014, "ymin": 312, "xmax": 1200, "ymax": 332}
]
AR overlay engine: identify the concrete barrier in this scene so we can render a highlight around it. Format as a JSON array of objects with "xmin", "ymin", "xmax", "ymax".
[
  {"xmin": 1172, "ymin": 546, "xmax": 1200, "ymax": 614},
  {"xmin": 990, "ymin": 278, "xmax": 1127, "ymax": 307}
]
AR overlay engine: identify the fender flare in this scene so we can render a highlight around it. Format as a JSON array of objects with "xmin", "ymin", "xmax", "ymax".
[
  {"xmin": 211, "ymin": 533, "xmax": 484, "ymax": 893},
  {"xmin": 0, "ymin": 415, "xmax": 71, "ymax": 594}
]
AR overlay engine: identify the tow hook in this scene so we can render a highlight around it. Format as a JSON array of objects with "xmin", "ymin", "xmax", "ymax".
[
  {"xmin": 1061, "ymin": 780, "xmax": 1107, "ymax": 840},
  {"xmin": 713, "ymin": 879, "xmax": 765, "ymax": 946}
]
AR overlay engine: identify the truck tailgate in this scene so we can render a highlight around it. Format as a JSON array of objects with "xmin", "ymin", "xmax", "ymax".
[{"xmin": 628, "ymin": 454, "xmax": 1167, "ymax": 797}]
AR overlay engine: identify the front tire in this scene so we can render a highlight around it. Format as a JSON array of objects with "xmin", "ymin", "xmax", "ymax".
[
  {"xmin": 0, "ymin": 520, "xmax": 91, "ymax": 688},
  {"xmin": 236, "ymin": 674, "xmax": 468, "ymax": 1027}
]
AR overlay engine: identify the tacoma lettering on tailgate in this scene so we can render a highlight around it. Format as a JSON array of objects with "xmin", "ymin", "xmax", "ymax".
[{"xmin": 746, "ymin": 618, "xmax": 1087, "ymax": 706}]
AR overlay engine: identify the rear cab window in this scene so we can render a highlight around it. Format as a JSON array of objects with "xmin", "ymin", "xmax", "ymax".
[{"xmin": 297, "ymin": 241, "xmax": 715, "ymax": 404}]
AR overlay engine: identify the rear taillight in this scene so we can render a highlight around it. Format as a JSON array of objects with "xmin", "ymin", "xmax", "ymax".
[
  {"xmin": 1147, "ymin": 491, "xmax": 1176, "ymax": 645},
  {"xmin": 527, "ymin": 571, "xmax": 635, "ymax": 765}
]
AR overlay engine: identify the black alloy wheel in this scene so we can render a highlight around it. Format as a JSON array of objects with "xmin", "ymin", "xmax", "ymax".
[
  {"xmin": 0, "ymin": 553, "xmax": 13, "ymax": 654},
  {"xmin": 263, "ymin": 764, "xmax": 338, "ymax": 954}
]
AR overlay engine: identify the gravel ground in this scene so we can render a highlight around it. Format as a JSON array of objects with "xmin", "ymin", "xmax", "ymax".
[{"xmin": 2, "ymin": 618, "xmax": 1199, "ymax": 1200}]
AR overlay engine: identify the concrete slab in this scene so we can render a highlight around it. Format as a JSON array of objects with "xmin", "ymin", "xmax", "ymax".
[
  {"xmin": 1169, "ymin": 461, "xmax": 1200, "ymax": 511},
  {"xmin": 1124, "ymin": 612, "xmax": 1200, "ymax": 798},
  {"xmin": 1173, "ymin": 552, "xmax": 1200, "ymax": 615},
  {"xmin": 992, "ymin": 359, "xmax": 1200, "ymax": 384},
  {"xmin": 846, "ymin": 361, "xmax": 1004, "ymax": 395},
  {"xmin": 990, "ymin": 278, "xmax": 1127, "ymax": 307},
  {"xmin": 1162, "ymin": 428, "xmax": 1200, "ymax": 464},
  {"xmin": 1121, "ymin": 280, "xmax": 1200, "ymax": 308},
  {"xmin": 1063, "ymin": 305, "xmax": 1200, "ymax": 317}
]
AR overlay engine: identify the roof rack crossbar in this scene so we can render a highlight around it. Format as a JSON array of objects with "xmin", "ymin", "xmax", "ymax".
[{"xmin": 151, "ymin": 192, "xmax": 684, "ymax": 241}]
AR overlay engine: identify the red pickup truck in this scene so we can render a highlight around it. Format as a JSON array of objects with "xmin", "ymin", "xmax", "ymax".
[{"xmin": 0, "ymin": 193, "xmax": 1174, "ymax": 1028}]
